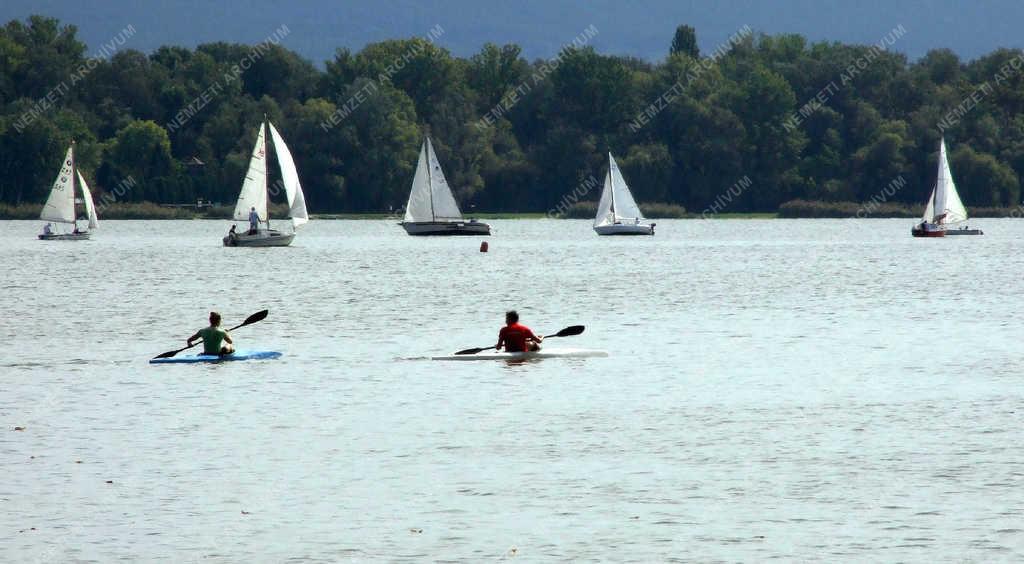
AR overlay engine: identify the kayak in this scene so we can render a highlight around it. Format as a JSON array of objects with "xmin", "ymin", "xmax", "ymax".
[
  {"xmin": 149, "ymin": 350, "xmax": 282, "ymax": 364},
  {"xmin": 431, "ymin": 347, "xmax": 608, "ymax": 361}
]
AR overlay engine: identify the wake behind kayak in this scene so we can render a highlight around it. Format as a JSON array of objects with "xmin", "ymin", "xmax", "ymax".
[{"xmin": 149, "ymin": 350, "xmax": 282, "ymax": 364}]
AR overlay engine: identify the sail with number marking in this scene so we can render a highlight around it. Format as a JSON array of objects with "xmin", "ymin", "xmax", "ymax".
[{"xmin": 40, "ymin": 146, "xmax": 77, "ymax": 224}]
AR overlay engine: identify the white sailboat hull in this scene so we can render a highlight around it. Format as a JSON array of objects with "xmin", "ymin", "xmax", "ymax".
[
  {"xmin": 401, "ymin": 221, "xmax": 491, "ymax": 236},
  {"xmin": 594, "ymin": 223, "xmax": 655, "ymax": 236},
  {"xmin": 223, "ymin": 229, "xmax": 295, "ymax": 247}
]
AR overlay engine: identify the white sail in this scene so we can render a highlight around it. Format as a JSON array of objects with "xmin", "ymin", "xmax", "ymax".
[
  {"xmin": 934, "ymin": 138, "xmax": 967, "ymax": 224},
  {"xmin": 40, "ymin": 146, "xmax": 77, "ymax": 224},
  {"xmin": 594, "ymin": 168, "xmax": 615, "ymax": 227},
  {"xmin": 404, "ymin": 142, "xmax": 433, "ymax": 222},
  {"xmin": 233, "ymin": 123, "xmax": 269, "ymax": 223},
  {"xmin": 608, "ymin": 153, "xmax": 643, "ymax": 221},
  {"xmin": 78, "ymin": 171, "xmax": 99, "ymax": 229},
  {"xmin": 921, "ymin": 187, "xmax": 935, "ymax": 222},
  {"xmin": 425, "ymin": 137, "xmax": 463, "ymax": 221},
  {"xmin": 268, "ymin": 122, "xmax": 308, "ymax": 227},
  {"xmin": 404, "ymin": 137, "xmax": 464, "ymax": 223}
]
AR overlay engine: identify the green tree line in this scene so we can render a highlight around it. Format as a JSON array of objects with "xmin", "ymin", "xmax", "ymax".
[{"xmin": 2, "ymin": 16, "xmax": 1023, "ymax": 214}]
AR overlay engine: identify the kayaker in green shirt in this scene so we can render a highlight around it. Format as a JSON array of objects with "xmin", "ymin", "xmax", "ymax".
[{"xmin": 187, "ymin": 311, "xmax": 235, "ymax": 356}]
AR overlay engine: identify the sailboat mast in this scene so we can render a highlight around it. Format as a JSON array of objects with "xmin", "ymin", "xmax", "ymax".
[
  {"xmin": 426, "ymin": 138, "xmax": 436, "ymax": 222},
  {"xmin": 608, "ymin": 154, "xmax": 616, "ymax": 220},
  {"xmin": 70, "ymin": 140, "xmax": 78, "ymax": 230},
  {"xmin": 264, "ymin": 116, "xmax": 270, "ymax": 230}
]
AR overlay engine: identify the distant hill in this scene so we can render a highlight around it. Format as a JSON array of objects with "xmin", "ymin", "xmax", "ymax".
[{"xmin": 2, "ymin": 0, "xmax": 1023, "ymax": 65}]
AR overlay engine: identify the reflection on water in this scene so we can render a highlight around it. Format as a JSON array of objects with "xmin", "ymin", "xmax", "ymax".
[{"xmin": 1, "ymin": 219, "xmax": 1022, "ymax": 561}]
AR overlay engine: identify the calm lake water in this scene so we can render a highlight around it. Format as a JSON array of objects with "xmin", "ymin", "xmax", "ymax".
[{"xmin": 1, "ymin": 218, "xmax": 1023, "ymax": 562}]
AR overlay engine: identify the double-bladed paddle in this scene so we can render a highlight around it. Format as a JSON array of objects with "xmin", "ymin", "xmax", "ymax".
[
  {"xmin": 151, "ymin": 309, "xmax": 269, "ymax": 359},
  {"xmin": 454, "ymin": 325, "xmax": 585, "ymax": 355}
]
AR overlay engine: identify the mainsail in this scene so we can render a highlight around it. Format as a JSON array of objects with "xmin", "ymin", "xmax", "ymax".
[
  {"xmin": 426, "ymin": 138, "xmax": 463, "ymax": 221},
  {"xmin": 925, "ymin": 138, "xmax": 968, "ymax": 224},
  {"xmin": 78, "ymin": 171, "xmax": 99, "ymax": 229},
  {"xmin": 935, "ymin": 138, "xmax": 967, "ymax": 224},
  {"xmin": 595, "ymin": 153, "xmax": 644, "ymax": 227},
  {"xmin": 609, "ymin": 153, "xmax": 643, "ymax": 221},
  {"xmin": 268, "ymin": 122, "xmax": 308, "ymax": 227},
  {"xmin": 404, "ymin": 137, "xmax": 463, "ymax": 222},
  {"xmin": 233, "ymin": 122, "xmax": 269, "ymax": 222},
  {"xmin": 40, "ymin": 146, "xmax": 77, "ymax": 224}
]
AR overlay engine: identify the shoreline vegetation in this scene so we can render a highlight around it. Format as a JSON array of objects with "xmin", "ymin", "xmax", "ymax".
[
  {"xmin": 3, "ymin": 17, "xmax": 1024, "ymax": 220},
  {"xmin": 4, "ymin": 200, "xmax": 1023, "ymax": 220}
]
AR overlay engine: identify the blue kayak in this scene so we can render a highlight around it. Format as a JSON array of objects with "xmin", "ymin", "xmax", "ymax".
[{"xmin": 149, "ymin": 350, "xmax": 282, "ymax": 364}]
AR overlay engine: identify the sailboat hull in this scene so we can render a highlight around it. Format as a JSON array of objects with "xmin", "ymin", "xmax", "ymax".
[
  {"xmin": 594, "ymin": 223, "xmax": 655, "ymax": 236},
  {"xmin": 223, "ymin": 229, "xmax": 295, "ymax": 247},
  {"xmin": 911, "ymin": 226, "xmax": 945, "ymax": 237},
  {"xmin": 38, "ymin": 232, "xmax": 90, "ymax": 241},
  {"xmin": 401, "ymin": 221, "xmax": 491, "ymax": 236}
]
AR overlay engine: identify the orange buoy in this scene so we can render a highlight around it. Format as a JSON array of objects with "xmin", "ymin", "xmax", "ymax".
[{"xmin": 480, "ymin": 241, "xmax": 489, "ymax": 252}]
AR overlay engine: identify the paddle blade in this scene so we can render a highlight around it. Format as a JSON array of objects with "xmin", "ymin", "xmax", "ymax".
[
  {"xmin": 551, "ymin": 325, "xmax": 585, "ymax": 338},
  {"xmin": 152, "ymin": 346, "xmax": 187, "ymax": 360},
  {"xmin": 238, "ymin": 309, "xmax": 269, "ymax": 328}
]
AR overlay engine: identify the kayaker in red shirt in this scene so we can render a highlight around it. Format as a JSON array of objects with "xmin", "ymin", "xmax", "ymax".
[{"xmin": 496, "ymin": 310, "xmax": 542, "ymax": 352}]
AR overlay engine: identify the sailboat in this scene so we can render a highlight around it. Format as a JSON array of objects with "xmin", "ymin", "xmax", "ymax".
[
  {"xmin": 223, "ymin": 117, "xmax": 309, "ymax": 247},
  {"xmin": 38, "ymin": 142, "xmax": 98, "ymax": 241},
  {"xmin": 912, "ymin": 137, "xmax": 982, "ymax": 237},
  {"xmin": 594, "ymin": 152, "xmax": 655, "ymax": 235},
  {"xmin": 399, "ymin": 137, "xmax": 489, "ymax": 236}
]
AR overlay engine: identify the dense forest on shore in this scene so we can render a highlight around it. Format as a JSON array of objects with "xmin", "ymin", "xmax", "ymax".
[{"xmin": 2, "ymin": 16, "xmax": 1024, "ymax": 217}]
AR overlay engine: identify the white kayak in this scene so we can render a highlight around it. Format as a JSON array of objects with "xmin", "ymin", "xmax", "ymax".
[{"xmin": 432, "ymin": 347, "xmax": 609, "ymax": 361}]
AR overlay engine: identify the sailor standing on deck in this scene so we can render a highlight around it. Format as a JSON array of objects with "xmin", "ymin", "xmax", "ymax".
[{"xmin": 248, "ymin": 206, "xmax": 260, "ymax": 234}]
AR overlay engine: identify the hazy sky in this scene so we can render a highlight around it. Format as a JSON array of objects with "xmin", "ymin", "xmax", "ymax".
[{"xmin": 3, "ymin": 0, "xmax": 1020, "ymax": 64}]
